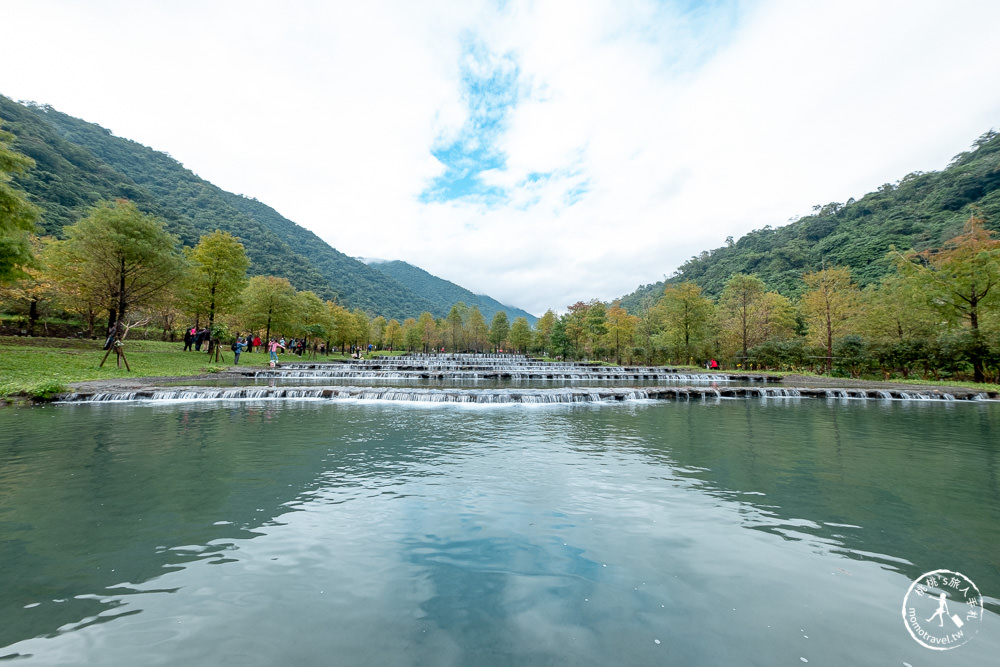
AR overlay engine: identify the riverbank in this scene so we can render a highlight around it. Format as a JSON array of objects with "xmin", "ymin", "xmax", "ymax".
[
  {"xmin": 2, "ymin": 337, "xmax": 998, "ymax": 404},
  {"xmin": 54, "ymin": 369, "xmax": 999, "ymax": 403}
]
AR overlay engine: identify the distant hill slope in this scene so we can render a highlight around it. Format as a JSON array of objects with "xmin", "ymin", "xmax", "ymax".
[
  {"xmin": 0, "ymin": 95, "xmax": 503, "ymax": 320},
  {"xmin": 621, "ymin": 129, "xmax": 1000, "ymax": 309},
  {"xmin": 369, "ymin": 260, "xmax": 537, "ymax": 324}
]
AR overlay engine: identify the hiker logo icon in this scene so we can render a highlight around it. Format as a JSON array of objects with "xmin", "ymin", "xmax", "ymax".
[{"xmin": 902, "ymin": 569, "xmax": 983, "ymax": 651}]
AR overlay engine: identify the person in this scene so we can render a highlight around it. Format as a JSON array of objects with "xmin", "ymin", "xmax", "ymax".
[
  {"xmin": 233, "ymin": 337, "xmax": 246, "ymax": 365},
  {"xmin": 710, "ymin": 358, "xmax": 719, "ymax": 370},
  {"xmin": 195, "ymin": 327, "xmax": 208, "ymax": 351},
  {"xmin": 253, "ymin": 335, "xmax": 261, "ymax": 353},
  {"xmin": 268, "ymin": 338, "xmax": 284, "ymax": 364},
  {"xmin": 183, "ymin": 327, "xmax": 194, "ymax": 351}
]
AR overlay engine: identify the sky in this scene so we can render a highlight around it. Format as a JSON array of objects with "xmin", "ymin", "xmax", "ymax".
[{"xmin": 4, "ymin": 0, "xmax": 1000, "ymax": 316}]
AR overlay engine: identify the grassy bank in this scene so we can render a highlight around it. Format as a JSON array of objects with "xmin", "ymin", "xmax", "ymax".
[{"xmin": 0, "ymin": 337, "xmax": 343, "ymax": 399}]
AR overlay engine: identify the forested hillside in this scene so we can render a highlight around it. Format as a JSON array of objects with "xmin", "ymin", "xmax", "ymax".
[
  {"xmin": 368, "ymin": 260, "xmax": 537, "ymax": 324},
  {"xmin": 0, "ymin": 95, "xmax": 486, "ymax": 320},
  {"xmin": 622, "ymin": 130, "xmax": 1000, "ymax": 309}
]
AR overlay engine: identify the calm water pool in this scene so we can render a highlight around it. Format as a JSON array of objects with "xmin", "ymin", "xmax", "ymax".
[{"xmin": 1, "ymin": 398, "xmax": 997, "ymax": 665}]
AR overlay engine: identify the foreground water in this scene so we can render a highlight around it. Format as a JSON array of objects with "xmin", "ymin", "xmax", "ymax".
[{"xmin": 1, "ymin": 398, "xmax": 997, "ymax": 665}]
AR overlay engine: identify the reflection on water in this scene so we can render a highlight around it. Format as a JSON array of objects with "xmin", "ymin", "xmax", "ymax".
[{"xmin": 0, "ymin": 400, "xmax": 997, "ymax": 665}]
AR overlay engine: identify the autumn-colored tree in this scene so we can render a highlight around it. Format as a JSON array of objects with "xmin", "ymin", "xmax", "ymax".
[
  {"xmin": 466, "ymin": 306, "xmax": 488, "ymax": 352},
  {"xmin": 417, "ymin": 311, "xmax": 436, "ymax": 352},
  {"xmin": 801, "ymin": 266, "xmax": 860, "ymax": 373},
  {"xmin": 0, "ymin": 236, "xmax": 56, "ymax": 335},
  {"xmin": 896, "ymin": 213, "xmax": 1000, "ymax": 381},
  {"xmin": 604, "ymin": 302, "xmax": 638, "ymax": 364}
]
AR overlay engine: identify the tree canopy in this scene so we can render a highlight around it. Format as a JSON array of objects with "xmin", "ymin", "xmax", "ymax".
[
  {"xmin": 52, "ymin": 200, "xmax": 182, "ymax": 332},
  {"xmin": 0, "ymin": 120, "xmax": 40, "ymax": 283}
]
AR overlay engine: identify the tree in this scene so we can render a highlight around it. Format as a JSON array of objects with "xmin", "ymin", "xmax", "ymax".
[
  {"xmin": 509, "ymin": 316, "xmax": 532, "ymax": 353},
  {"xmin": 55, "ymin": 200, "xmax": 182, "ymax": 337},
  {"xmin": 330, "ymin": 304, "xmax": 354, "ymax": 354},
  {"xmin": 857, "ymin": 275, "xmax": 937, "ymax": 379},
  {"xmin": 241, "ymin": 275, "xmax": 296, "ymax": 344},
  {"xmin": 604, "ymin": 302, "xmax": 638, "ymax": 364},
  {"xmin": 294, "ymin": 290, "xmax": 328, "ymax": 348},
  {"xmin": 717, "ymin": 273, "xmax": 767, "ymax": 363},
  {"xmin": 0, "ymin": 235, "xmax": 56, "ymax": 335},
  {"xmin": 659, "ymin": 282, "xmax": 713, "ymax": 363},
  {"xmin": 563, "ymin": 301, "xmax": 589, "ymax": 360},
  {"xmin": 801, "ymin": 266, "xmax": 860, "ymax": 373},
  {"xmin": 44, "ymin": 236, "xmax": 105, "ymax": 337},
  {"xmin": 534, "ymin": 309, "xmax": 557, "ymax": 354},
  {"xmin": 402, "ymin": 317, "xmax": 421, "ymax": 352},
  {"xmin": 417, "ymin": 311, "xmax": 436, "ymax": 352},
  {"xmin": 384, "ymin": 318, "xmax": 401, "ymax": 351},
  {"xmin": 184, "ymin": 230, "xmax": 249, "ymax": 351},
  {"xmin": 446, "ymin": 303, "xmax": 467, "ymax": 351},
  {"xmin": 584, "ymin": 300, "xmax": 608, "ymax": 357},
  {"xmin": 370, "ymin": 315, "xmax": 387, "ymax": 350},
  {"xmin": 466, "ymin": 306, "xmax": 488, "ymax": 352},
  {"xmin": 550, "ymin": 317, "xmax": 570, "ymax": 359},
  {"xmin": 489, "ymin": 310, "xmax": 510, "ymax": 352},
  {"xmin": 0, "ymin": 121, "xmax": 40, "ymax": 283},
  {"xmin": 352, "ymin": 309, "xmax": 370, "ymax": 350},
  {"xmin": 896, "ymin": 213, "xmax": 1000, "ymax": 382}
]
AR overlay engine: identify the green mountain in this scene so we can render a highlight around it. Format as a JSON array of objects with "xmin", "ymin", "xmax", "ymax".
[
  {"xmin": 368, "ymin": 260, "xmax": 537, "ymax": 324},
  {"xmin": 0, "ymin": 94, "xmax": 518, "ymax": 321},
  {"xmin": 622, "ymin": 129, "xmax": 1000, "ymax": 309}
]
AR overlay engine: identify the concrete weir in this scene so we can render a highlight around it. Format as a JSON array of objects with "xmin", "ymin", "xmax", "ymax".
[
  {"xmin": 57, "ymin": 384, "xmax": 995, "ymax": 404},
  {"xmin": 57, "ymin": 354, "xmax": 997, "ymax": 404}
]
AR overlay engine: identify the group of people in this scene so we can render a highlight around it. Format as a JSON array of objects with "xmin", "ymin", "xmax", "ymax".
[
  {"xmin": 182, "ymin": 327, "xmax": 212, "ymax": 351},
  {"xmin": 182, "ymin": 327, "xmax": 330, "ymax": 366}
]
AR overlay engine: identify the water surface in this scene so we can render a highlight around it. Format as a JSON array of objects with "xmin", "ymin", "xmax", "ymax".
[{"xmin": 1, "ymin": 398, "xmax": 997, "ymax": 665}]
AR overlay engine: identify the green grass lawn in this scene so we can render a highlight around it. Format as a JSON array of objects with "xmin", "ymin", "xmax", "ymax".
[{"xmin": 0, "ymin": 337, "xmax": 346, "ymax": 398}]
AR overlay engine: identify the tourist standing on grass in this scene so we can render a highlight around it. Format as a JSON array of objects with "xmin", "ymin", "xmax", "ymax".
[
  {"xmin": 268, "ymin": 338, "xmax": 284, "ymax": 364},
  {"xmin": 233, "ymin": 337, "xmax": 246, "ymax": 365}
]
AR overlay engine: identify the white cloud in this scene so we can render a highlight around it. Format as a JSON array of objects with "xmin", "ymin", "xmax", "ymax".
[{"xmin": 3, "ymin": 0, "xmax": 1000, "ymax": 316}]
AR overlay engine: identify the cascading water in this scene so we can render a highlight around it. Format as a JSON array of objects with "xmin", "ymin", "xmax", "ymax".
[{"xmin": 57, "ymin": 354, "xmax": 994, "ymax": 404}]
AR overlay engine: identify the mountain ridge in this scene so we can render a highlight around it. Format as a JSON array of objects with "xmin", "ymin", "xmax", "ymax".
[
  {"xmin": 0, "ymin": 94, "xmax": 528, "ymax": 321},
  {"xmin": 620, "ymin": 128, "xmax": 1000, "ymax": 310},
  {"xmin": 366, "ymin": 259, "xmax": 537, "ymax": 324}
]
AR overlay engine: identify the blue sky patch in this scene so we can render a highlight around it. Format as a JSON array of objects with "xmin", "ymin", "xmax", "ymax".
[{"xmin": 420, "ymin": 43, "xmax": 520, "ymax": 204}]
